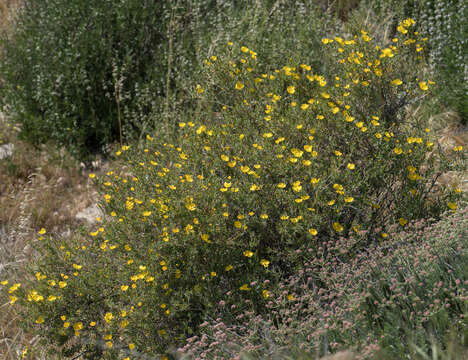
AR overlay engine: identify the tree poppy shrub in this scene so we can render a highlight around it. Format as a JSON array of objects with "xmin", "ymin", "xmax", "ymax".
[{"xmin": 2, "ymin": 19, "xmax": 465, "ymax": 359}]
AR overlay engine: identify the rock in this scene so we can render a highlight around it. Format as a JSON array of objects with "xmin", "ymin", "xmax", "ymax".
[
  {"xmin": 0, "ymin": 143, "xmax": 14, "ymax": 159},
  {"xmin": 75, "ymin": 204, "xmax": 104, "ymax": 225}
]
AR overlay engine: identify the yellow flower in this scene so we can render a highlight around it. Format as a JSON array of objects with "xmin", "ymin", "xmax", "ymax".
[
  {"xmin": 344, "ymin": 196, "xmax": 354, "ymax": 203},
  {"xmin": 104, "ymin": 312, "xmax": 113, "ymax": 323},
  {"xmin": 35, "ymin": 316, "xmax": 45, "ymax": 324},
  {"xmin": 235, "ymin": 82, "xmax": 244, "ymax": 90},
  {"xmin": 234, "ymin": 221, "xmax": 242, "ymax": 229},
  {"xmin": 239, "ymin": 284, "xmax": 250, "ymax": 291},
  {"xmin": 308, "ymin": 228, "xmax": 318, "ymax": 236},
  {"xmin": 333, "ymin": 222, "xmax": 344, "ymax": 232},
  {"xmin": 200, "ymin": 234, "xmax": 211, "ymax": 243},
  {"xmin": 287, "ymin": 294, "xmax": 295, "ymax": 301},
  {"xmin": 418, "ymin": 81, "xmax": 428, "ymax": 91},
  {"xmin": 38, "ymin": 228, "xmax": 46, "ymax": 235},
  {"xmin": 399, "ymin": 217, "xmax": 407, "ymax": 226},
  {"xmin": 287, "ymin": 86, "xmax": 295, "ymax": 94},
  {"xmin": 225, "ymin": 265, "xmax": 233, "ymax": 271},
  {"xmin": 347, "ymin": 163, "xmax": 355, "ymax": 170},
  {"xmin": 310, "ymin": 178, "xmax": 320, "ymax": 185},
  {"xmin": 291, "ymin": 148, "xmax": 303, "ymax": 157},
  {"xmin": 262, "ymin": 289, "xmax": 270, "ymax": 298},
  {"xmin": 88, "ymin": 173, "xmax": 96, "ymax": 179},
  {"xmin": 120, "ymin": 320, "xmax": 129, "ymax": 328},
  {"xmin": 8, "ymin": 283, "xmax": 21, "ymax": 293},
  {"xmin": 185, "ymin": 202, "xmax": 196, "ymax": 211},
  {"xmin": 397, "ymin": 24, "xmax": 408, "ymax": 34},
  {"xmin": 73, "ymin": 322, "xmax": 83, "ymax": 331},
  {"xmin": 292, "ymin": 181, "xmax": 302, "ymax": 192},
  {"xmin": 447, "ymin": 202, "xmax": 457, "ymax": 210},
  {"xmin": 380, "ymin": 48, "xmax": 394, "ymax": 58},
  {"xmin": 260, "ymin": 259, "xmax": 270, "ymax": 268},
  {"xmin": 243, "ymin": 250, "xmax": 254, "ymax": 258},
  {"xmin": 121, "ymin": 285, "xmax": 129, "ymax": 291},
  {"xmin": 391, "ymin": 79, "xmax": 403, "ymax": 86}
]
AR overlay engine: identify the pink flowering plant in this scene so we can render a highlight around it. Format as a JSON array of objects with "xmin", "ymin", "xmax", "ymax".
[{"xmin": 181, "ymin": 205, "xmax": 468, "ymax": 359}]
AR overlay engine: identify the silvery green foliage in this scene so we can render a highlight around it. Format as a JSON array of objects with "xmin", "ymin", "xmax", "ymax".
[
  {"xmin": 0, "ymin": 0, "xmax": 330, "ymax": 159},
  {"xmin": 419, "ymin": 0, "xmax": 468, "ymax": 122},
  {"xmin": 420, "ymin": 0, "xmax": 467, "ymax": 85}
]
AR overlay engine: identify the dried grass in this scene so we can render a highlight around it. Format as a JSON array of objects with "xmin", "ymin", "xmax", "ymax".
[
  {"xmin": 0, "ymin": 0, "xmax": 21, "ymax": 34},
  {"xmin": 0, "ymin": 113, "xmax": 100, "ymax": 359}
]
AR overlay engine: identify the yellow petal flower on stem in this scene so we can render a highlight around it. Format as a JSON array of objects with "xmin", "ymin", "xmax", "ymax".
[
  {"xmin": 235, "ymin": 82, "xmax": 244, "ymax": 90},
  {"xmin": 391, "ymin": 79, "xmax": 402, "ymax": 86},
  {"xmin": 333, "ymin": 222, "xmax": 343, "ymax": 232},
  {"xmin": 308, "ymin": 228, "xmax": 318, "ymax": 236},
  {"xmin": 291, "ymin": 148, "xmax": 303, "ymax": 157},
  {"xmin": 104, "ymin": 313, "xmax": 113, "ymax": 323},
  {"xmin": 419, "ymin": 81, "xmax": 428, "ymax": 91},
  {"xmin": 447, "ymin": 202, "xmax": 457, "ymax": 210},
  {"xmin": 260, "ymin": 259, "xmax": 270, "ymax": 268},
  {"xmin": 243, "ymin": 250, "xmax": 254, "ymax": 257},
  {"xmin": 200, "ymin": 234, "xmax": 211, "ymax": 243},
  {"xmin": 310, "ymin": 178, "xmax": 320, "ymax": 185},
  {"xmin": 287, "ymin": 86, "xmax": 295, "ymax": 94}
]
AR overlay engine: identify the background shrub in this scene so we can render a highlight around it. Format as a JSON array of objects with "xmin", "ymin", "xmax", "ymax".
[
  {"xmin": 418, "ymin": 0, "xmax": 468, "ymax": 125},
  {"xmin": 360, "ymin": 0, "xmax": 468, "ymax": 124},
  {"xmin": 0, "ymin": 0, "xmax": 330, "ymax": 160}
]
